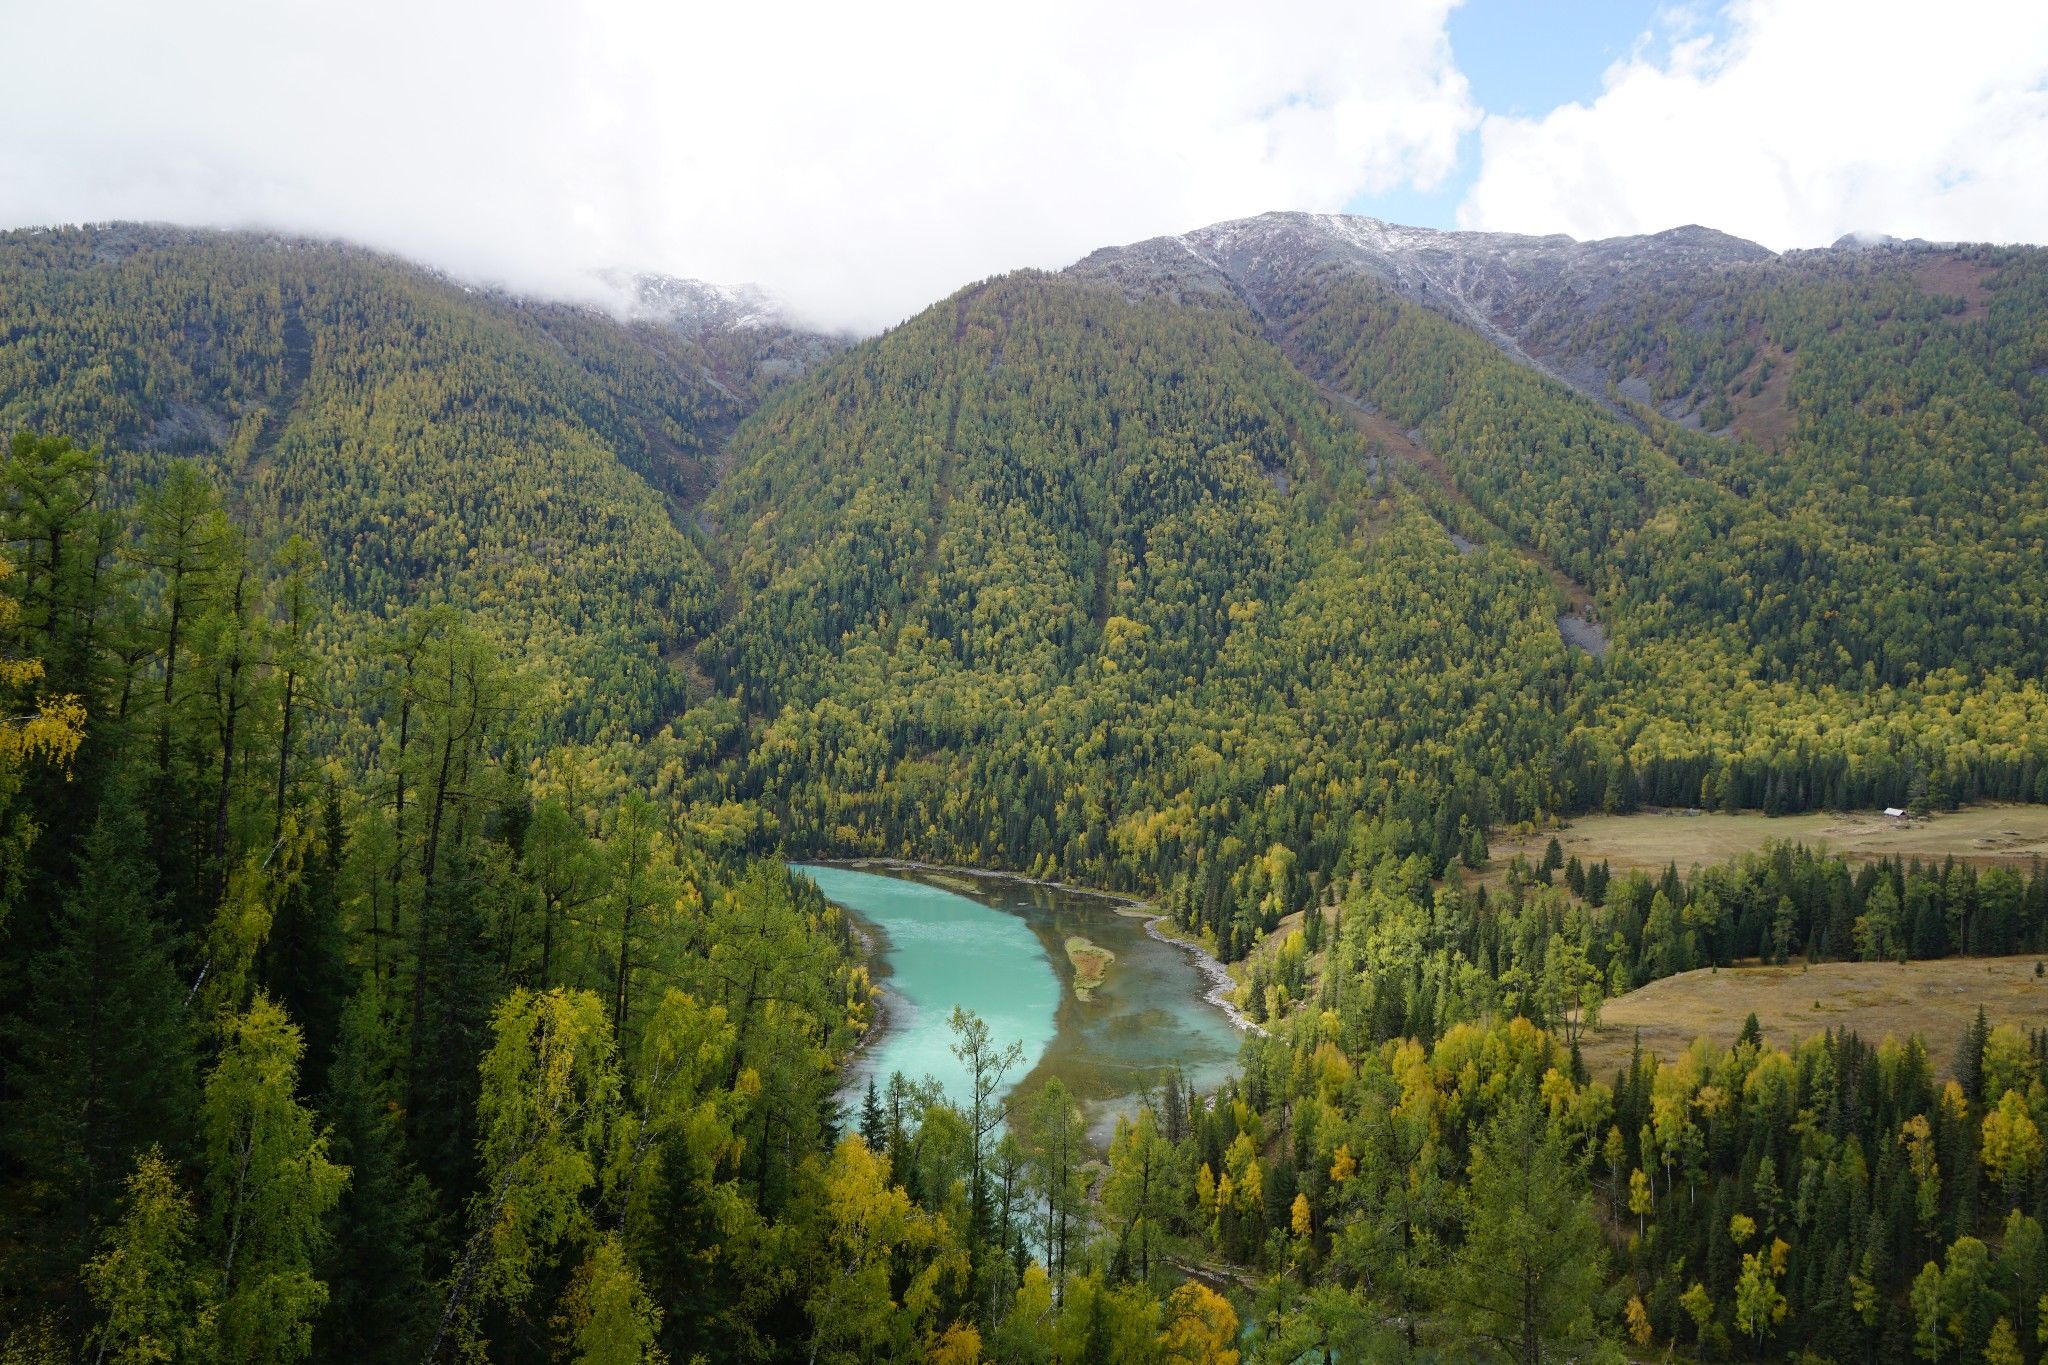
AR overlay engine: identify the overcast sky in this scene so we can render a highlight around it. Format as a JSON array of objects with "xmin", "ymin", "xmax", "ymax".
[{"xmin": 4, "ymin": 0, "xmax": 2044, "ymax": 331}]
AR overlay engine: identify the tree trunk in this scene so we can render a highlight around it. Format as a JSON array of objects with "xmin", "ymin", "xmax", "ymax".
[
  {"xmin": 273, "ymin": 667, "xmax": 295, "ymax": 844},
  {"xmin": 212, "ymin": 567, "xmax": 248, "ymax": 902},
  {"xmin": 405, "ymin": 722, "xmax": 457, "ymax": 1129},
  {"xmin": 157, "ymin": 570, "xmax": 183, "ymax": 775}
]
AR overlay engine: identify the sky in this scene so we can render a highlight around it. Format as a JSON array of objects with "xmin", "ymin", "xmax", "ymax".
[{"xmin": 2, "ymin": 0, "xmax": 2043, "ymax": 331}]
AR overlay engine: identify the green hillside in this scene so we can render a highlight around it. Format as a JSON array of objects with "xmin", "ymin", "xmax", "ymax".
[
  {"xmin": 0, "ymin": 225, "xmax": 741, "ymax": 739},
  {"xmin": 1479, "ymin": 244, "xmax": 2048, "ymax": 684},
  {"xmin": 701, "ymin": 271, "xmax": 1580, "ymax": 950},
  {"xmin": 672, "ymin": 256, "xmax": 2048, "ymax": 951},
  {"xmin": 1267, "ymin": 258, "xmax": 2048, "ymax": 802}
]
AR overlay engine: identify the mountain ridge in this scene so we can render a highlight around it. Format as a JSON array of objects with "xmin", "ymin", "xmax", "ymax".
[
  {"xmin": 3, "ymin": 215, "xmax": 2043, "ymax": 806},
  {"xmin": 1070, "ymin": 211, "xmax": 1781, "ymax": 410}
]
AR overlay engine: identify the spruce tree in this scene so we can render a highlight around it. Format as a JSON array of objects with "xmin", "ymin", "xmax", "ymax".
[
  {"xmin": 1, "ymin": 799, "xmax": 197, "ymax": 1292},
  {"xmin": 258, "ymin": 785, "xmax": 350, "ymax": 1089},
  {"xmin": 858, "ymin": 1077, "xmax": 887, "ymax": 1152},
  {"xmin": 1960, "ymin": 1007, "xmax": 1992, "ymax": 1103},
  {"xmin": 314, "ymin": 987, "xmax": 435, "ymax": 1365}
]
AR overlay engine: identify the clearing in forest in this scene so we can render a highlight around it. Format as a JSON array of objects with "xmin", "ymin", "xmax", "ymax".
[
  {"xmin": 1580, "ymin": 955, "xmax": 2047, "ymax": 1082},
  {"xmin": 1488, "ymin": 804, "xmax": 2048, "ymax": 885}
]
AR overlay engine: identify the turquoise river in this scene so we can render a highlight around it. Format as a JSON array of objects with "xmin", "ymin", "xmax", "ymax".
[{"xmin": 793, "ymin": 863, "xmax": 1244, "ymax": 1143}]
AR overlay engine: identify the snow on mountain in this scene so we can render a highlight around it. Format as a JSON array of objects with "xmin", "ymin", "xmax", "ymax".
[
  {"xmin": 1077, "ymin": 211, "xmax": 1768, "ymax": 319},
  {"xmin": 599, "ymin": 270, "xmax": 788, "ymax": 335},
  {"xmin": 1069, "ymin": 210, "xmax": 1776, "ymax": 403}
]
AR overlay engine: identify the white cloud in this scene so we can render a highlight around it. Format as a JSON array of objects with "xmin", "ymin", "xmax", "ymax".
[
  {"xmin": 0, "ymin": 0, "xmax": 1475, "ymax": 330},
  {"xmin": 1457, "ymin": 0, "xmax": 2048, "ymax": 251}
]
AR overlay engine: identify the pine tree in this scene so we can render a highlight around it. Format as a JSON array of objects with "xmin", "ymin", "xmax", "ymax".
[
  {"xmin": 1739, "ymin": 1012, "xmax": 1764, "ymax": 1050},
  {"xmin": 1959, "ymin": 1007, "xmax": 1992, "ymax": 1103},
  {"xmin": 258, "ymin": 785, "xmax": 350, "ymax": 1089},
  {"xmin": 0, "ymin": 552, "xmax": 90, "ymax": 930},
  {"xmin": 404, "ymin": 860, "xmax": 500, "ymax": 1198},
  {"xmin": 950, "ymin": 1006, "xmax": 1025, "ymax": 1319},
  {"xmin": 0, "ymin": 431, "xmax": 119, "ymax": 698},
  {"xmin": 128, "ymin": 460, "xmax": 231, "ymax": 917},
  {"xmin": 858, "ymin": 1078, "xmax": 887, "ymax": 1152},
  {"xmin": 1102, "ymin": 1108, "xmax": 1177, "ymax": 1285},
  {"xmin": 1030, "ymin": 1078, "xmax": 1090, "ymax": 1305}
]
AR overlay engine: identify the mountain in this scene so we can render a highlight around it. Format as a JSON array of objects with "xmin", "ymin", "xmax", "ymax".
[
  {"xmin": 1069, "ymin": 211, "xmax": 1774, "ymax": 402},
  {"xmin": 601, "ymin": 268, "xmax": 850, "ymax": 408},
  {"xmin": 0, "ymin": 223, "xmax": 842, "ymax": 738},
  {"xmin": 684, "ymin": 228, "xmax": 2048, "ymax": 941},
  {"xmin": 2, "ymin": 215, "xmax": 2044, "ymax": 928},
  {"xmin": 1068, "ymin": 212, "xmax": 2048, "ymax": 680},
  {"xmin": 701, "ymin": 268, "xmax": 1554, "ymax": 927},
  {"xmin": 608, "ymin": 271, "xmax": 787, "ymax": 334},
  {"xmin": 707, "ymin": 219, "xmax": 2046, "ymax": 914}
]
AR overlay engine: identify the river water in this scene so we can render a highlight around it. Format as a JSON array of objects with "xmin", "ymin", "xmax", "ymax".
[{"xmin": 794, "ymin": 863, "xmax": 1244, "ymax": 1144}]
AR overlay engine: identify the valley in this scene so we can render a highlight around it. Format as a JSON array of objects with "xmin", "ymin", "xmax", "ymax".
[{"xmin": 3, "ymin": 213, "xmax": 2046, "ymax": 1364}]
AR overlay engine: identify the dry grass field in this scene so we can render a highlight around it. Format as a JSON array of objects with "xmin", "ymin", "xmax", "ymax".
[
  {"xmin": 1580, "ymin": 956, "xmax": 2048, "ymax": 1081},
  {"xmin": 1488, "ymin": 804, "xmax": 2048, "ymax": 887}
]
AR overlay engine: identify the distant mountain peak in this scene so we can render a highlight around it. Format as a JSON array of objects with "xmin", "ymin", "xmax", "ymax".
[
  {"xmin": 1071, "ymin": 211, "xmax": 1774, "ymax": 307},
  {"xmin": 1828, "ymin": 229, "xmax": 1959, "ymax": 252},
  {"xmin": 598, "ymin": 270, "xmax": 787, "ymax": 335}
]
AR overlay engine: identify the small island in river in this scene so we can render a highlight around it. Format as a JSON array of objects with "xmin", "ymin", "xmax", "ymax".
[
  {"xmin": 794, "ymin": 862, "xmax": 1241, "ymax": 1144},
  {"xmin": 1063, "ymin": 936, "xmax": 1114, "ymax": 999}
]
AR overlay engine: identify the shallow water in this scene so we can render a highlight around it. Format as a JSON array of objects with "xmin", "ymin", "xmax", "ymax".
[{"xmin": 794, "ymin": 863, "xmax": 1244, "ymax": 1143}]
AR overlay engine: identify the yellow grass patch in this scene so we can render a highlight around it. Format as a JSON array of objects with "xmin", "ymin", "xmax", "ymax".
[
  {"xmin": 1488, "ymin": 804, "xmax": 2048, "ymax": 887},
  {"xmin": 1065, "ymin": 936, "xmax": 1115, "ymax": 1000},
  {"xmin": 1581, "ymin": 955, "xmax": 2048, "ymax": 1081}
]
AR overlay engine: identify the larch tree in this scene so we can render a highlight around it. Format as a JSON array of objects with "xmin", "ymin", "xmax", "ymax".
[
  {"xmin": 200, "ymin": 994, "xmax": 349, "ymax": 1365},
  {"xmin": 83, "ymin": 1148, "xmax": 211, "ymax": 1365},
  {"xmin": 425, "ymin": 987, "xmax": 618, "ymax": 1364}
]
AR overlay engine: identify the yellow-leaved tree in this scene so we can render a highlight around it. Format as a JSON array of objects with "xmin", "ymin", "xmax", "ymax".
[
  {"xmin": 0, "ymin": 556, "xmax": 86, "ymax": 924},
  {"xmin": 1158, "ymin": 1281, "xmax": 1239, "ymax": 1365}
]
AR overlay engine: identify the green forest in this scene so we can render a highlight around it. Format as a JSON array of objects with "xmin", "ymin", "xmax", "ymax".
[{"xmin": 1, "ymin": 223, "xmax": 2046, "ymax": 1363}]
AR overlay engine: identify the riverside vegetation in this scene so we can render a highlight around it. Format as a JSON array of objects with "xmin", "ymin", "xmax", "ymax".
[{"xmin": 0, "ymin": 222, "xmax": 2045, "ymax": 1362}]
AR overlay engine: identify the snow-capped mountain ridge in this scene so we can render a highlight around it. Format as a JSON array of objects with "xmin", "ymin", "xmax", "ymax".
[
  {"xmin": 1069, "ymin": 211, "xmax": 1777, "ymax": 407},
  {"xmin": 1072, "ymin": 210, "xmax": 1772, "ymax": 318}
]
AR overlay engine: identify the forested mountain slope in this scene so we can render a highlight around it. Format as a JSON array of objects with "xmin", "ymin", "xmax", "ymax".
[
  {"xmin": 1075, "ymin": 215, "xmax": 2048, "ymax": 689},
  {"xmin": 1067, "ymin": 210, "xmax": 1774, "ymax": 391},
  {"xmin": 679, "ymin": 234, "xmax": 2048, "ymax": 950},
  {"xmin": 3, "ymin": 218, "xmax": 2045, "ymax": 949},
  {"xmin": 701, "ymin": 272, "xmax": 1570, "ymax": 949},
  {"xmin": 0, "ymin": 224, "xmax": 841, "ymax": 738}
]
